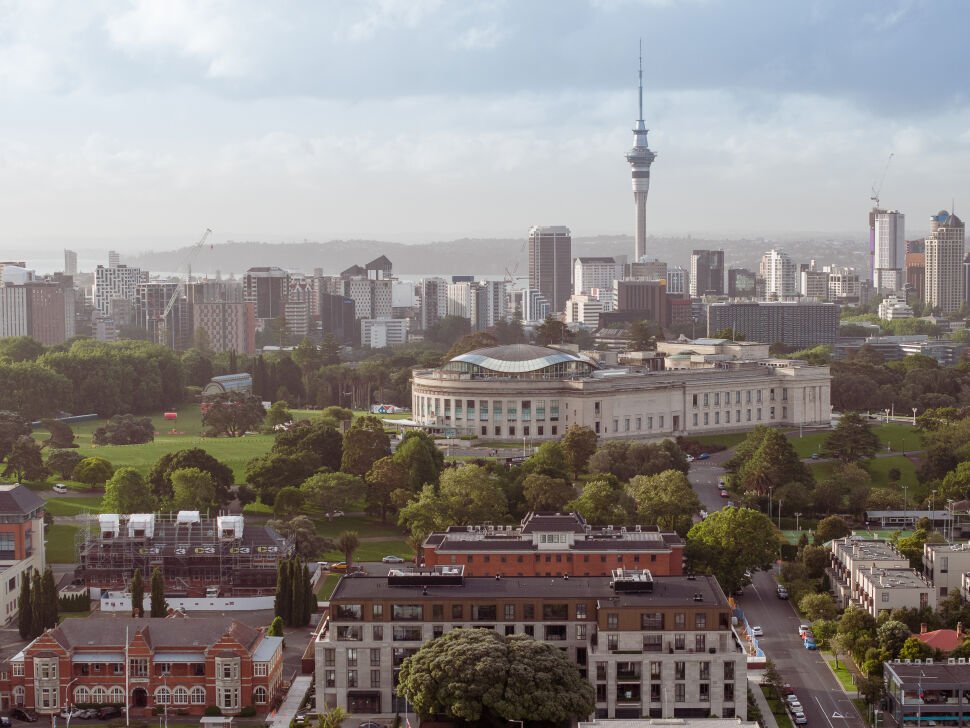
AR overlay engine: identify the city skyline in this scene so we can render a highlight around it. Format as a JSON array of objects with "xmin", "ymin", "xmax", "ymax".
[{"xmin": 0, "ymin": 1, "xmax": 967, "ymax": 253}]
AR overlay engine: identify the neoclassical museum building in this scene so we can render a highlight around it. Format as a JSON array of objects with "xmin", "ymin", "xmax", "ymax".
[{"xmin": 410, "ymin": 343, "xmax": 831, "ymax": 441}]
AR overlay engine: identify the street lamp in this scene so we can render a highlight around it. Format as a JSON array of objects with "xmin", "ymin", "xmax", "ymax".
[
  {"xmin": 885, "ymin": 408, "xmax": 891, "ymax": 424},
  {"xmin": 794, "ymin": 512, "xmax": 802, "ymax": 532},
  {"xmin": 777, "ymin": 499, "xmax": 783, "ymax": 530},
  {"xmin": 64, "ymin": 678, "xmax": 80, "ymax": 728},
  {"xmin": 912, "ymin": 407, "xmax": 918, "ymax": 426}
]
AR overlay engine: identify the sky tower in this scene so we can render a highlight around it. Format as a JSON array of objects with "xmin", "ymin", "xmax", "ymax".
[{"xmin": 626, "ymin": 43, "xmax": 657, "ymax": 262}]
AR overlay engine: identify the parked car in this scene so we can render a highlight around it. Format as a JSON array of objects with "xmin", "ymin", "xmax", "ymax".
[
  {"xmin": 798, "ymin": 624, "xmax": 811, "ymax": 636},
  {"xmin": 77, "ymin": 709, "xmax": 98, "ymax": 719},
  {"xmin": 0, "ymin": 715, "xmax": 11, "ymax": 728},
  {"xmin": 785, "ymin": 695, "xmax": 800, "ymax": 705},
  {"xmin": 686, "ymin": 454, "xmax": 695, "ymax": 463},
  {"xmin": 382, "ymin": 555, "xmax": 405, "ymax": 564},
  {"xmin": 331, "ymin": 562, "xmax": 349, "ymax": 572},
  {"xmin": 776, "ymin": 586, "xmax": 789, "ymax": 599},
  {"xmin": 804, "ymin": 638, "xmax": 817, "ymax": 650},
  {"xmin": 810, "ymin": 452, "xmax": 820, "ymax": 460},
  {"xmin": 718, "ymin": 478, "xmax": 726, "ymax": 486},
  {"xmin": 325, "ymin": 510, "xmax": 344, "ymax": 519},
  {"xmin": 793, "ymin": 712, "xmax": 808, "ymax": 725},
  {"xmin": 97, "ymin": 707, "xmax": 121, "ymax": 720},
  {"xmin": 52, "ymin": 483, "xmax": 68, "ymax": 494},
  {"xmin": 750, "ymin": 625, "xmax": 763, "ymax": 637},
  {"xmin": 696, "ymin": 452, "xmax": 710, "ymax": 460},
  {"xmin": 788, "ymin": 701, "xmax": 803, "ymax": 712},
  {"xmin": 10, "ymin": 709, "xmax": 38, "ymax": 722},
  {"xmin": 782, "ymin": 683, "xmax": 795, "ymax": 696},
  {"xmin": 720, "ymin": 489, "xmax": 729, "ymax": 498},
  {"xmin": 317, "ymin": 561, "xmax": 331, "ymax": 570},
  {"xmin": 59, "ymin": 708, "xmax": 82, "ymax": 719}
]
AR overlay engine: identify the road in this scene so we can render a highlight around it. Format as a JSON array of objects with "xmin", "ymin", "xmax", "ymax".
[{"xmin": 687, "ymin": 453, "xmax": 866, "ymax": 728}]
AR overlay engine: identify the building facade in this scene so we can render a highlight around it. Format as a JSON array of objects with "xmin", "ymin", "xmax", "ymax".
[
  {"xmin": 243, "ymin": 267, "xmax": 289, "ymax": 322},
  {"xmin": 528, "ymin": 226, "xmax": 572, "ymax": 314},
  {"xmin": 689, "ymin": 251, "xmax": 725, "ymax": 297},
  {"xmin": 418, "ymin": 277, "xmax": 448, "ymax": 331},
  {"xmin": 727, "ymin": 269, "xmax": 757, "ymax": 299},
  {"xmin": 925, "ymin": 210, "xmax": 966, "ymax": 314},
  {"xmin": 758, "ymin": 250, "xmax": 797, "ymax": 300},
  {"xmin": 883, "ymin": 661, "xmax": 970, "ymax": 728},
  {"xmin": 575, "ymin": 258, "xmax": 624, "ymax": 296},
  {"xmin": 612, "ymin": 280, "xmax": 669, "ymax": 324},
  {"xmin": 93, "ymin": 265, "xmax": 147, "ymax": 315},
  {"xmin": 192, "ymin": 302, "xmax": 256, "ymax": 355},
  {"xmin": 360, "ymin": 318, "xmax": 409, "ymax": 348},
  {"xmin": 873, "ymin": 209, "xmax": 906, "ymax": 292},
  {"xmin": 422, "ymin": 512, "xmax": 684, "ymax": 577},
  {"xmin": 316, "ymin": 568, "xmax": 745, "ymax": 721},
  {"xmin": 0, "ymin": 485, "xmax": 44, "ymax": 625},
  {"xmin": 707, "ymin": 301, "xmax": 839, "ymax": 348},
  {"xmin": 411, "ymin": 343, "xmax": 831, "ymax": 440},
  {"xmin": 1, "ymin": 617, "xmax": 284, "ymax": 716}
]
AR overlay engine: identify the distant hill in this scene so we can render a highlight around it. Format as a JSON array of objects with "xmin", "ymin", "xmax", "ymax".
[{"xmin": 124, "ymin": 234, "xmax": 867, "ymax": 278}]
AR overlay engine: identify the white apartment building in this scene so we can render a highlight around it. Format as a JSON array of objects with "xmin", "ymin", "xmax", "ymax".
[
  {"xmin": 575, "ymin": 257, "xmax": 624, "ymax": 296},
  {"xmin": 925, "ymin": 210, "xmax": 966, "ymax": 315},
  {"xmin": 347, "ymin": 278, "xmax": 393, "ymax": 320},
  {"xmin": 825, "ymin": 266, "xmax": 862, "ymax": 300},
  {"xmin": 0, "ymin": 286, "xmax": 28, "ymax": 337},
  {"xmin": 878, "ymin": 295, "xmax": 914, "ymax": 321},
  {"xmin": 665, "ymin": 266, "xmax": 689, "ymax": 296},
  {"xmin": 874, "ymin": 210, "xmax": 906, "ymax": 292},
  {"xmin": 360, "ymin": 318, "xmax": 409, "ymax": 348},
  {"xmin": 856, "ymin": 566, "xmax": 936, "ymax": 618},
  {"xmin": 565, "ymin": 294, "xmax": 605, "ymax": 327},
  {"xmin": 829, "ymin": 536, "xmax": 909, "ymax": 609},
  {"xmin": 923, "ymin": 542, "xmax": 970, "ymax": 599},
  {"xmin": 759, "ymin": 249, "xmax": 797, "ymax": 300},
  {"xmin": 800, "ymin": 270, "xmax": 830, "ymax": 300},
  {"xmin": 93, "ymin": 265, "xmax": 147, "ymax": 315}
]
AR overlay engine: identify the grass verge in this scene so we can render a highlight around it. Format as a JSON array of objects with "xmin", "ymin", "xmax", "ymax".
[
  {"xmin": 44, "ymin": 496, "xmax": 105, "ymax": 517},
  {"xmin": 824, "ymin": 654, "xmax": 857, "ymax": 692},
  {"xmin": 315, "ymin": 574, "xmax": 340, "ymax": 601},
  {"xmin": 46, "ymin": 523, "xmax": 81, "ymax": 563},
  {"xmin": 321, "ymin": 540, "xmax": 413, "ymax": 563}
]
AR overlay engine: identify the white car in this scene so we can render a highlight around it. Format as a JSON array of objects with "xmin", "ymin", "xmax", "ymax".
[
  {"xmin": 798, "ymin": 623, "xmax": 811, "ymax": 637},
  {"xmin": 382, "ymin": 555, "xmax": 405, "ymax": 564},
  {"xmin": 786, "ymin": 695, "xmax": 800, "ymax": 705},
  {"xmin": 793, "ymin": 712, "xmax": 808, "ymax": 725},
  {"xmin": 686, "ymin": 454, "xmax": 695, "ymax": 462},
  {"xmin": 53, "ymin": 483, "xmax": 68, "ymax": 494},
  {"xmin": 789, "ymin": 701, "xmax": 803, "ymax": 712},
  {"xmin": 750, "ymin": 625, "xmax": 763, "ymax": 637},
  {"xmin": 326, "ymin": 510, "xmax": 345, "ymax": 518}
]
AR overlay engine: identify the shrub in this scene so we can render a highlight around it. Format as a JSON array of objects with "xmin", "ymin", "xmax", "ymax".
[
  {"xmin": 203, "ymin": 706, "xmax": 223, "ymax": 717},
  {"xmin": 239, "ymin": 706, "xmax": 257, "ymax": 717}
]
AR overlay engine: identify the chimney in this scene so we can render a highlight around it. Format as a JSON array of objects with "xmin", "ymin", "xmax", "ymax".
[
  {"xmin": 958, "ymin": 622, "xmax": 964, "ymax": 638},
  {"xmin": 920, "ymin": 623, "xmax": 928, "ymax": 634}
]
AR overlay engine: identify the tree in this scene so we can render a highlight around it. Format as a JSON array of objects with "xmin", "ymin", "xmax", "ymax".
[
  {"xmin": 150, "ymin": 567, "xmax": 167, "ymax": 617},
  {"xmin": 587, "ymin": 440, "xmax": 689, "ymax": 482},
  {"xmin": 131, "ymin": 569, "xmax": 145, "ymax": 617},
  {"xmin": 0, "ymin": 336, "xmax": 45, "ymax": 362},
  {"xmin": 341, "ymin": 415, "xmax": 390, "ymax": 477},
  {"xmin": 316, "ymin": 707, "xmax": 347, "ymax": 728},
  {"xmin": 301, "ymin": 472, "xmax": 363, "ymax": 517},
  {"xmin": 103, "ymin": 467, "xmax": 155, "ymax": 514},
  {"xmin": 273, "ymin": 486, "xmax": 305, "ymax": 519},
  {"xmin": 267, "ymin": 615, "xmax": 284, "ymax": 637},
  {"xmin": 535, "ymin": 317, "xmax": 573, "ymax": 347},
  {"xmin": 798, "ymin": 593, "xmax": 838, "ymax": 621},
  {"xmin": 821, "ymin": 412, "xmax": 880, "ymax": 463},
  {"xmin": 522, "ymin": 441, "xmax": 570, "ymax": 481},
  {"xmin": 72, "ymin": 456, "xmax": 114, "ymax": 487},
  {"xmin": 46, "ymin": 449, "xmax": 83, "ymax": 479},
  {"xmin": 444, "ymin": 331, "xmax": 498, "ymax": 359},
  {"xmin": 0, "ymin": 410, "xmax": 31, "ymax": 463},
  {"xmin": 393, "ymin": 431, "xmax": 443, "ymax": 491},
  {"xmin": 877, "ymin": 620, "xmax": 912, "ymax": 658},
  {"xmin": 181, "ymin": 348, "xmax": 213, "ymax": 387},
  {"xmin": 3, "ymin": 436, "xmax": 49, "ymax": 481},
  {"xmin": 17, "ymin": 568, "xmax": 32, "ymax": 639},
  {"xmin": 268, "ymin": 515, "xmax": 331, "ymax": 559},
  {"xmin": 626, "ymin": 470, "xmax": 702, "ymax": 535},
  {"xmin": 170, "ymin": 468, "xmax": 217, "ymax": 511},
  {"xmin": 264, "ymin": 401, "xmax": 294, "ymax": 430},
  {"xmin": 815, "ymin": 515, "xmax": 852, "ymax": 544},
  {"xmin": 40, "ymin": 419, "xmax": 76, "ymax": 449},
  {"xmin": 246, "ymin": 451, "xmax": 317, "ymax": 506},
  {"xmin": 337, "ymin": 531, "xmax": 360, "ymax": 569},
  {"xmin": 737, "ymin": 428, "xmax": 811, "ymax": 494},
  {"xmin": 560, "ymin": 425, "xmax": 598, "ymax": 479},
  {"xmin": 148, "ymin": 448, "xmax": 235, "ymax": 506},
  {"xmin": 426, "ymin": 315, "xmax": 472, "ymax": 346},
  {"xmin": 686, "ymin": 507, "xmax": 782, "ymax": 593},
  {"xmin": 829, "ymin": 633, "xmax": 847, "ymax": 669},
  {"xmin": 898, "ymin": 635, "xmax": 934, "ymax": 661},
  {"xmin": 397, "ymin": 629, "xmax": 594, "ymax": 724},
  {"xmin": 274, "ymin": 560, "xmax": 292, "ymax": 624},
  {"xmin": 365, "ymin": 457, "xmax": 408, "ymax": 522},
  {"xmin": 522, "ymin": 474, "xmax": 575, "ymax": 512},
  {"xmin": 29, "ymin": 569, "xmax": 43, "ymax": 637},
  {"xmin": 93, "ymin": 414, "xmax": 155, "ymax": 445},
  {"xmin": 565, "ymin": 478, "xmax": 633, "ymax": 525},
  {"xmin": 273, "ymin": 419, "xmax": 343, "ymax": 472},
  {"xmin": 201, "ymin": 392, "xmax": 265, "ymax": 437},
  {"xmin": 399, "ymin": 465, "xmax": 510, "ymax": 540}
]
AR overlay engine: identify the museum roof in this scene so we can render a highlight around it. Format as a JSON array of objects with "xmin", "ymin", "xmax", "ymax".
[{"xmin": 449, "ymin": 344, "xmax": 595, "ymax": 374}]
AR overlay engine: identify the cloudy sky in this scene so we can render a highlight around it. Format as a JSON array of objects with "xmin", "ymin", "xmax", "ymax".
[{"xmin": 1, "ymin": 0, "xmax": 968, "ymax": 253}]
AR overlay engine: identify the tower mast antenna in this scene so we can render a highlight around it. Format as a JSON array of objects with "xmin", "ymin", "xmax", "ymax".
[{"xmin": 638, "ymin": 38, "xmax": 644, "ymax": 123}]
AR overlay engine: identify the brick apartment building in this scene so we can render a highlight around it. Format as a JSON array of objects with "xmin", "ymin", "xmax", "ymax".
[
  {"xmin": 421, "ymin": 512, "xmax": 685, "ymax": 577},
  {"xmin": 0, "ymin": 485, "xmax": 45, "ymax": 625},
  {"xmin": 1, "ymin": 617, "xmax": 284, "ymax": 717},
  {"xmin": 315, "ymin": 567, "xmax": 746, "ymax": 721}
]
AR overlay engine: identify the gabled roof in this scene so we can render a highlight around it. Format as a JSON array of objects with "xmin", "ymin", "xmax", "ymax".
[
  {"xmin": 366, "ymin": 255, "xmax": 392, "ymax": 270},
  {"xmin": 0, "ymin": 484, "xmax": 44, "ymax": 516},
  {"xmin": 916, "ymin": 629, "xmax": 964, "ymax": 653},
  {"xmin": 46, "ymin": 617, "xmax": 260, "ymax": 653}
]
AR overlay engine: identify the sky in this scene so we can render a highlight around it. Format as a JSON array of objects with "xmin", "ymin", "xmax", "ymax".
[{"xmin": 1, "ymin": 0, "xmax": 969, "ymax": 254}]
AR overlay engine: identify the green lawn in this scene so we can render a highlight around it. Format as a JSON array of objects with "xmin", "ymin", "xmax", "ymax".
[
  {"xmin": 692, "ymin": 432, "xmax": 749, "ymax": 449},
  {"xmin": 45, "ymin": 523, "xmax": 81, "ymax": 563},
  {"xmin": 789, "ymin": 422, "xmax": 923, "ymax": 459},
  {"xmin": 315, "ymin": 516, "xmax": 407, "ymax": 539},
  {"xmin": 809, "ymin": 454, "xmax": 918, "ymax": 489},
  {"xmin": 44, "ymin": 496, "xmax": 105, "ymax": 517},
  {"xmin": 315, "ymin": 574, "xmax": 340, "ymax": 601},
  {"xmin": 824, "ymin": 654, "xmax": 857, "ymax": 691},
  {"xmin": 322, "ymin": 540, "xmax": 413, "ymax": 563},
  {"xmin": 763, "ymin": 690, "xmax": 796, "ymax": 728}
]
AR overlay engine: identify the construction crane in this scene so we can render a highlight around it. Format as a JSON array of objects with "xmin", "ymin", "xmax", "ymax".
[
  {"xmin": 158, "ymin": 228, "xmax": 212, "ymax": 348},
  {"xmin": 870, "ymin": 152, "xmax": 894, "ymax": 209}
]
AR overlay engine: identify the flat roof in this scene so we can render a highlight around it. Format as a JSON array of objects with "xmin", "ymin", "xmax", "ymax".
[
  {"xmin": 885, "ymin": 660, "xmax": 970, "ymax": 686},
  {"xmin": 331, "ymin": 574, "xmax": 727, "ymax": 607},
  {"xmin": 858, "ymin": 567, "xmax": 930, "ymax": 589}
]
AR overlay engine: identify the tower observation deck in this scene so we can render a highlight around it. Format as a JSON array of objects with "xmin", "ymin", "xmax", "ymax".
[{"xmin": 626, "ymin": 44, "xmax": 657, "ymax": 262}]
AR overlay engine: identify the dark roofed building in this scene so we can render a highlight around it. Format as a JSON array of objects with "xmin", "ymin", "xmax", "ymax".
[
  {"xmin": 0, "ymin": 484, "xmax": 45, "ymax": 633},
  {"xmin": 422, "ymin": 512, "xmax": 685, "ymax": 577}
]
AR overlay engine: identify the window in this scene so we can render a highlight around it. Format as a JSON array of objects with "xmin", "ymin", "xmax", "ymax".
[
  {"xmin": 347, "ymin": 649, "xmax": 358, "ymax": 667},
  {"xmin": 325, "ymin": 671, "xmax": 336, "ymax": 688},
  {"xmin": 372, "ymin": 604, "xmax": 383, "ymax": 619},
  {"xmin": 336, "ymin": 604, "xmax": 362, "ymax": 620},
  {"xmin": 38, "ymin": 687, "xmax": 57, "ymax": 710},
  {"xmin": 370, "ymin": 649, "xmax": 381, "ymax": 666},
  {"xmin": 695, "ymin": 634, "xmax": 706, "ymax": 652},
  {"xmin": 693, "ymin": 414, "xmax": 698, "ymax": 427},
  {"xmin": 576, "ymin": 603, "xmax": 587, "ymax": 619},
  {"xmin": 392, "ymin": 604, "xmax": 423, "ymax": 621},
  {"xmin": 336, "ymin": 625, "xmax": 362, "ymax": 640},
  {"xmin": 725, "ymin": 683, "xmax": 735, "ymax": 702},
  {"xmin": 641, "ymin": 612, "xmax": 663, "ymax": 629},
  {"xmin": 704, "ymin": 413, "xmax": 709, "ymax": 425},
  {"xmin": 452, "ymin": 604, "xmax": 463, "ymax": 619},
  {"xmin": 674, "ymin": 684, "xmax": 685, "ymax": 703},
  {"xmin": 347, "ymin": 670, "xmax": 358, "ymax": 688},
  {"xmin": 675, "ymin": 662, "xmax": 685, "ymax": 680},
  {"xmin": 220, "ymin": 659, "xmax": 239, "ymax": 679},
  {"xmin": 523, "ymin": 603, "xmax": 535, "ymax": 619},
  {"xmin": 373, "ymin": 626, "xmax": 383, "ymax": 641},
  {"xmin": 393, "ymin": 626, "xmax": 422, "ymax": 641},
  {"xmin": 674, "ymin": 634, "xmax": 685, "ymax": 650},
  {"xmin": 881, "ymin": 592, "xmax": 889, "ymax": 603},
  {"xmin": 472, "ymin": 604, "xmax": 497, "ymax": 620},
  {"xmin": 607, "ymin": 634, "xmax": 618, "ymax": 651},
  {"xmin": 724, "ymin": 661, "xmax": 735, "ymax": 680},
  {"xmin": 643, "ymin": 634, "xmax": 662, "ymax": 652},
  {"xmin": 504, "ymin": 604, "xmax": 516, "ymax": 620},
  {"xmin": 607, "ymin": 613, "xmax": 619, "ymax": 629},
  {"xmin": 324, "ymin": 649, "xmax": 335, "ymax": 667},
  {"xmin": 674, "ymin": 612, "xmax": 686, "ymax": 628},
  {"xmin": 173, "ymin": 687, "xmax": 189, "ymax": 706},
  {"xmin": 190, "ymin": 687, "xmax": 206, "ymax": 705},
  {"xmin": 109, "ymin": 686, "xmax": 124, "ymax": 703},
  {"xmin": 130, "ymin": 658, "xmax": 148, "ymax": 677},
  {"xmin": 695, "ymin": 613, "xmax": 707, "ymax": 629},
  {"xmin": 253, "ymin": 687, "xmax": 267, "ymax": 705},
  {"xmin": 700, "ymin": 662, "xmax": 710, "ymax": 680},
  {"xmin": 219, "ymin": 687, "xmax": 240, "ymax": 711},
  {"xmin": 254, "ymin": 662, "xmax": 267, "ymax": 677},
  {"xmin": 543, "ymin": 604, "xmax": 568, "ymax": 620},
  {"xmin": 74, "ymin": 688, "xmax": 90, "ymax": 703},
  {"xmin": 37, "ymin": 660, "xmax": 57, "ymax": 679},
  {"xmin": 692, "ymin": 394, "xmax": 698, "ymax": 407},
  {"xmin": 155, "ymin": 687, "xmax": 171, "ymax": 706},
  {"xmin": 431, "ymin": 604, "xmax": 444, "ymax": 620},
  {"xmin": 371, "ymin": 670, "xmax": 381, "ymax": 688},
  {"xmin": 90, "ymin": 687, "xmax": 107, "ymax": 704},
  {"xmin": 576, "ymin": 624, "xmax": 587, "ymax": 640},
  {"xmin": 12, "ymin": 663, "xmax": 23, "ymax": 677},
  {"xmin": 700, "ymin": 683, "xmax": 710, "ymax": 702}
]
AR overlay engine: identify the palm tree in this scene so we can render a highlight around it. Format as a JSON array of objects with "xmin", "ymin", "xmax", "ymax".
[{"xmin": 337, "ymin": 531, "xmax": 360, "ymax": 570}]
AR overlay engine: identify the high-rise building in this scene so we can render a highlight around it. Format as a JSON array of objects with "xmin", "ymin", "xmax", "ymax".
[
  {"xmin": 925, "ymin": 210, "xmax": 966, "ymax": 314},
  {"xmin": 134, "ymin": 281, "xmax": 191, "ymax": 350},
  {"xmin": 626, "ymin": 50, "xmax": 657, "ymax": 262},
  {"xmin": 612, "ymin": 279, "xmax": 669, "ymax": 324},
  {"xmin": 690, "ymin": 250, "xmax": 725, "ymax": 296},
  {"xmin": 905, "ymin": 239, "xmax": 926, "ymax": 302},
  {"xmin": 825, "ymin": 266, "xmax": 862, "ymax": 302},
  {"xmin": 108, "ymin": 250, "xmax": 120, "ymax": 268},
  {"xmin": 517, "ymin": 288, "xmax": 550, "ymax": 324},
  {"xmin": 628, "ymin": 258, "xmax": 667, "ymax": 282},
  {"xmin": 319, "ymin": 293, "xmax": 357, "ymax": 346},
  {"xmin": 800, "ymin": 270, "xmax": 830, "ymax": 300},
  {"xmin": 192, "ymin": 302, "xmax": 256, "ymax": 355},
  {"xmin": 0, "ymin": 285, "xmax": 28, "ymax": 337},
  {"xmin": 707, "ymin": 301, "xmax": 840, "ymax": 348},
  {"xmin": 665, "ymin": 266, "xmax": 689, "ymax": 295},
  {"xmin": 360, "ymin": 318, "xmax": 409, "ymax": 348},
  {"xmin": 574, "ymin": 257, "xmax": 623, "ymax": 296},
  {"xmin": 25, "ymin": 282, "xmax": 72, "ymax": 345},
  {"xmin": 759, "ymin": 249, "xmax": 797, "ymax": 300},
  {"xmin": 243, "ymin": 267, "xmax": 289, "ymax": 321},
  {"xmin": 528, "ymin": 225, "xmax": 571, "ymax": 313},
  {"xmin": 873, "ymin": 210, "xmax": 905, "ymax": 292},
  {"xmin": 418, "ymin": 277, "xmax": 448, "ymax": 330},
  {"xmin": 64, "ymin": 250, "xmax": 78, "ymax": 276},
  {"xmin": 728, "ymin": 269, "xmax": 757, "ymax": 299},
  {"xmin": 93, "ymin": 264, "xmax": 147, "ymax": 315}
]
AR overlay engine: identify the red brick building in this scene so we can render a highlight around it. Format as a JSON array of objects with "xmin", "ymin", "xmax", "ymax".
[
  {"xmin": 1, "ymin": 617, "xmax": 284, "ymax": 717},
  {"xmin": 422, "ymin": 512, "xmax": 685, "ymax": 577}
]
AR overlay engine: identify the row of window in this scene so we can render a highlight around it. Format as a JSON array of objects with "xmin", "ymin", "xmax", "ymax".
[
  {"xmin": 691, "ymin": 389, "xmax": 786, "ymax": 408},
  {"xmin": 594, "ymin": 682, "xmax": 735, "ymax": 704},
  {"xmin": 690, "ymin": 407, "xmax": 784, "ymax": 428},
  {"xmin": 336, "ymin": 602, "xmax": 591, "ymax": 622},
  {"xmin": 322, "ymin": 669, "xmax": 382, "ymax": 690},
  {"xmin": 418, "ymin": 398, "xmax": 561, "ymax": 421},
  {"xmin": 596, "ymin": 660, "xmax": 735, "ymax": 682},
  {"xmin": 333, "ymin": 623, "xmax": 724, "ymax": 645},
  {"xmin": 447, "ymin": 552, "xmax": 661, "ymax": 565}
]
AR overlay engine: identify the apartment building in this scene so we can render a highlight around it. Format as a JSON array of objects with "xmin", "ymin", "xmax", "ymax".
[
  {"xmin": 829, "ymin": 536, "xmax": 909, "ymax": 609},
  {"xmin": 923, "ymin": 542, "xmax": 970, "ymax": 599},
  {"xmin": 883, "ymin": 659, "xmax": 970, "ymax": 727},
  {"xmin": 0, "ymin": 485, "xmax": 45, "ymax": 625},
  {"xmin": 192, "ymin": 302, "xmax": 257, "ymax": 355},
  {"xmin": 855, "ymin": 566, "xmax": 936, "ymax": 618},
  {"xmin": 421, "ymin": 512, "xmax": 684, "ymax": 577},
  {"xmin": 315, "ymin": 567, "xmax": 745, "ymax": 721},
  {"xmin": 360, "ymin": 318, "xmax": 409, "ymax": 348},
  {"xmin": 1, "ymin": 617, "xmax": 283, "ymax": 716},
  {"xmin": 93, "ymin": 265, "xmax": 147, "ymax": 315}
]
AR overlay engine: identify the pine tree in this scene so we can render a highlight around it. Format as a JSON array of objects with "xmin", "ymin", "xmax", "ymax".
[
  {"xmin": 290, "ymin": 559, "xmax": 304, "ymax": 628},
  {"xmin": 302, "ymin": 561, "xmax": 315, "ymax": 625},
  {"xmin": 131, "ymin": 568, "xmax": 144, "ymax": 617},
  {"xmin": 17, "ymin": 568, "xmax": 32, "ymax": 639},
  {"xmin": 274, "ymin": 560, "xmax": 291, "ymax": 625},
  {"xmin": 149, "ymin": 568, "xmax": 167, "ymax": 617},
  {"xmin": 41, "ymin": 567, "xmax": 58, "ymax": 629},
  {"xmin": 29, "ymin": 569, "xmax": 43, "ymax": 638}
]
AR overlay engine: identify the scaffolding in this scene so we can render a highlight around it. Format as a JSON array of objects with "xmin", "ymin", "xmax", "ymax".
[{"xmin": 75, "ymin": 512, "xmax": 294, "ymax": 598}]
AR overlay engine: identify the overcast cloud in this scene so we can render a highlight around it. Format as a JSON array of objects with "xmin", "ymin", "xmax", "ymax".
[{"xmin": 0, "ymin": 0, "xmax": 967, "ymax": 253}]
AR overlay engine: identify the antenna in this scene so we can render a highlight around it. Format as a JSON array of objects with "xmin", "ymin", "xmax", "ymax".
[
  {"xmin": 638, "ymin": 39, "xmax": 644, "ymax": 123},
  {"xmin": 870, "ymin": 152, "xmax": 894, "ymax": 209}
]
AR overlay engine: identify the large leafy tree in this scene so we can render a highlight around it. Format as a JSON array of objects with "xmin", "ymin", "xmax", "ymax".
[
  {"xmin": 0, "ymin": 411, "xmax": 32, "ymax": 463},
  {"xmin": 337, "ymin": 531, "xmax": 360, "ymax": 569},
  {"xmin": 587, "ymin": 440, "xmax": 688, "ymax": 482},
  {"xmin": 40, "ymin": 419, "xmax": 76, "ymax": 449},
  {"xmin": 522, "ymin": 474, "xmax": 575, "ymax": 513},
  {"xmin": 103, "ymin": 467, "xmax": 155, "ymax": 513},
  {"xmin": 340, "ymin": 415, "xmax": 389, "ymax": 477},
  {"xmin": 148, "ymin": 448, "xmax": 235, "ymax": 505},
  {"xmin": 273, "ymin": 487, "xmax": 305, "ymax": 519},
  {"xmin": 268, "ymin": 515, "xmax": 331, "ymax": 560},
  {"xmin": 737, "ymin": 428, "xmax": 811, "ymax": 494},
  {"xmin": 201, "ymin": 392, "xmax": 265, "ymax": 437},
  {"xmin": 3, "ymin": 436, "xmax": 49, "ymax": 482},
  {"xmin": 559, "ymin": 425, "xmax": 598, "ymax": 479},
  {"xmin": 821, "ymin": 412, "xmax": 880, "ymax": 463},
  {"xmin": 365, "ymin": 456, "xmax": 408, "ymax": 523},
  {"xmin": 301, "ymin": 472, "xmax": 362, "ymax": 516},
  {"xmin": 93, "ymin": 414, "xmax": 155, "ymax": 445},
  {"xmin": 46, "ymin": 449, "xmax": 84, "ymax": 479},
  {"xmin": 393, "ymin": 431, "xmax": 443, "ymax": 492},
  {"xmin": 398, "ymin": 629, "xmax": 594, "ymax": 724},
  {"xmin": 273, "ymin": 419, "xmax": 343, "ymax": 472},
  {"xmin": 399, "ymin": 464, "xmax": 510, "ymax": 541},
  {"xmin": 814, "ymin": 515, "xmax": 852, "ymax": 544},
  {"xmin": 686, "ymin": 507, "xmax": 782, "ymax": 593},
  {"xmin": 246, "ymin": 451, "xmax": 318, "ymax": 506},
  {"xmin": 565, "ymin": 478, "xmax": 634, "ymax": 525},
  {"xmin": 170, "ymin": 468, "xmax": 217, "ymax": 511},
  {"xmin": 0, "ymin": 362, "xmax": 71, "ymax": 420},
  {"xmin": 71, "ymin": 456, "xmax": 115, "ymax": 487},
  {"xmin": 626, "ymin": 469, "xmax": 702, "ymax": 535}
]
